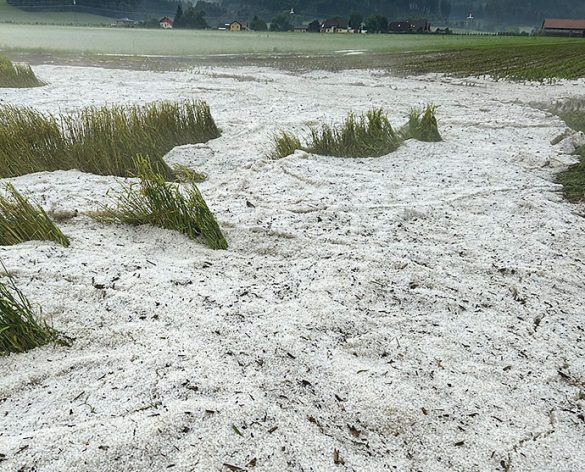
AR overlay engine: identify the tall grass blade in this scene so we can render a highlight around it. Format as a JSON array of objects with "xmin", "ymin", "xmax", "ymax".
[
  {"xmin": 0, "ymin": 184, "xmax": 70, "ymax": 247},
  {"xmin": 268, "ymin": 132, "xmax": 301, "ymax": 160},
  {"xmin": 0, "ymin": 267, "xmax": 60, "ymax": 355}
]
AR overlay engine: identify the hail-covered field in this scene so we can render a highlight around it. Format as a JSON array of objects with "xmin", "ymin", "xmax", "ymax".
[{"xmin": 0, "ymin": 65, "xmax": 584, "ymax": 471}]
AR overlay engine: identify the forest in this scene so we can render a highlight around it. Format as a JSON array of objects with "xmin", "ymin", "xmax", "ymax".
[
  {"xmin": 6, "ymin": 0, "xmax": 585, "ymax": 26},
  {"xmin": 221, "ymin": 0, "xmax": 585, "ymax": 26}
]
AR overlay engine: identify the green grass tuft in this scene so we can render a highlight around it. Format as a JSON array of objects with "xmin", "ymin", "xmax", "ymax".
[
  {"xmin": 550, "ymin": 100, "xmax": 585, "ymax": 134},
  {"xmin": 268, "ymin": 108, "xmax": 444, "ymax": 160},
  {"xmin": 550, "ymin": 100, "xmax": 585, "ymax": 202},
  {"xmin": 556, "ymin": 146, "xmax": 585, "ymax": 202},
  {"xmin": 308, "ymin": 109, "xmax": 402, "ymax": 158},
  {"xmin": 268, "ymin": 132, "xmax": 302, "ymax": 160},
  {"xmin": 93, "ymin": 156, "xmax": 228, "ymax": 250},
  {"xmin": 402, "ymin": 105, "xmax": 443, "ymax": 142},
  {"xmin": 0, "ymin": 100, "xmax": 220, "ymax": 179},
  {"xmin": 0, "ymin": 184, "xmax": 70, "ymax": 247},
  {"xmin": 0, "ymin": 267, "xmax": 60, "ymax": 355},
  {"xmin": 0, "ymin": 54, "xmax": 45, "ymax": 88}
]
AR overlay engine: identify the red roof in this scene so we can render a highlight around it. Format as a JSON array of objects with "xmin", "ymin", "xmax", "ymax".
[{"xmin": 543, "ymin": 18, "xmax": 585, "ymax": 29}]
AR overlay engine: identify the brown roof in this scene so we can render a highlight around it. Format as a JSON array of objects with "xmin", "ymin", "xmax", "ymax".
[
  {"xmin": 322, "ymin": 17, "xmax": 350, "ymax": 29},
  {"xmin": 543, "ymin": 18, "xmax": 585, "ymax": 29}
]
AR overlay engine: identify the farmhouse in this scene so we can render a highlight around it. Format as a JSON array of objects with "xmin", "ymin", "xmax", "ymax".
[
  {"xmin": 321, "ymin": 17, "xmax": 351, "ymax": 33},
  {"xmin": 159, "ymin": 16, "xmax": 173, "ymax": 29},
  {"xmin": 410, "ymin": 19, "xmax": 431, "ymax": 33},
  {"xmin": 542, "ymin": 19, "xmax": 585, "ymax": 37},
  {"xmin": 227, "ymin": 21, "xmax": 247, "ymax": 31}
]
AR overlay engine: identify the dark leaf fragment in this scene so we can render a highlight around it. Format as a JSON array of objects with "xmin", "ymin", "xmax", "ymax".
[{"xmin": 333, "ymin": 448, "xmax": 344, "ymax": 465}]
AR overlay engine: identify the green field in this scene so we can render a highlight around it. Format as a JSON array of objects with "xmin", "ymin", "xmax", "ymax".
[
  {"xmin": 0, "ymin": 0, "xmax": 110, "ymax": 26},
  {"xmin": 0, "ymin": 23, "xmax": 578, "ymax": 56},
  {"xmin": 1, "ymin": 23, "xmax": 584, "ymax": 81}
]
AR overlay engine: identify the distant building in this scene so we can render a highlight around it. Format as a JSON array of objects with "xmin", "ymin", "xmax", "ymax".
[
  {"xmin": 410, "ymin": 19, "xmax": 431, "ymax": 33},
  {"xmin": 159, "ymin": 16, "xmax": 173, "ymax": 29},
  {"xmin": 227, "ymin": 21, "xmax": 247, "ymax": 31},
  {"xmin": 294, "ymin": 26, "xmax": 308, "ymax": 33},
  {"xmin": 542, "ymin": 18, "xmax": 585, "ymax": 37},
  {"xmin": 321, "ymin": 17, "xmax": 351, "ymax": 33},
  {"xmin": 388, "ymin": 19, "xmax": 431, "ymax": 33}
]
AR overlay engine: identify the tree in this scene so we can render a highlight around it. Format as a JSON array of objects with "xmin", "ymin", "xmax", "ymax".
[
  {"xmin": 193, "ymin": 0, "xmax": 225, "ymax": 17},
  {"xmin": 349, "ymin": 12, "xmax": 362, "ymax": 31},
  {"xmin": 307, "ymin": 19, "xmax": 321, "ymax": 32},
  {"xmin": 250, "ymin": 15, "xmax": 267, "ymax": 31},
  {"xmin": 174, "ymin": 4, "xmax": 183, "ymax": 25},
  {"xmin": 365, "ymin": 15, "xmax": 388, "ymax": 33},
  {"xmin": 175, "ymin": 6, "xmax": 208, "ymax": 29},
  {"xmin": 378, "ymin": 15, "xmax": 388, "ymax": 32},
  {"xmin": 270, "ymin": 13, "xmax": 292, "ymax": 32},
  {"xmin": 427, "ymin": 0, "xmax": 439, "ymax": 15},
  {"xmin": 440, "ymin": 0, "xmax": 451, "ymax": 19}
]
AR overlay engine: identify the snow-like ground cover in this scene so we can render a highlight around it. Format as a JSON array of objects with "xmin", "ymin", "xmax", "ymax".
[{"xmin": 0, "ymin": 66, "xmax": 584, "ymax": 472}]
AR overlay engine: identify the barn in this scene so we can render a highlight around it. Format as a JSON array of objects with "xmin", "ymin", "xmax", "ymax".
[{"xmin": 542, "ymin": 19, "xmax": 585, "ymax": 37}]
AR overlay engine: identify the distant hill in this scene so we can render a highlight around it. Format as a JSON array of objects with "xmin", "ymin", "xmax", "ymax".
[
  {"xmin": 0, "ymin": 0, "xmax": 112, "ymax": 24},
  {"xmin": 4, "ymin": 0, "xmax": 179, "ymax": 21},
  {"xmin": 218, "ymin": 0, "xmax": 585, "ymax": 27},
  {"xmin": 4, "ymin": 0, "xmax": 585, "ymax": 27}
]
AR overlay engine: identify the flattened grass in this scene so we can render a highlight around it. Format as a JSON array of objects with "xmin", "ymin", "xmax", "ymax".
[
  {"xmin": 0, "ymin": 100, "xmax": 220, "ymax": 179},
  {"xmin": 0, "ymin": 106, "xmax": 67, "ymax": 177},
  {"xmin": 0, "ymin": 184, "xmax": 69, "ymax": 247},
  {"xmin": 0, "ymin": 54, "xmax": 45, "ymax": 88},
  {"xmin": 268, "ymin": 132, "xmax": 301, "ymax": 160},
  {"xmin": 0, "ymin": 268, "xmax": 60, "ymax": 355},
  {"xmin": 94, "ymin": 156, "xmax": 227, "ymax": 250},
  {"xmin": 269, "ymin": 107, "xmax": 441, "ymax": 159},
  {"xmin": 173, "ymin": 164, "xmax": 207, "ymax": 184}
]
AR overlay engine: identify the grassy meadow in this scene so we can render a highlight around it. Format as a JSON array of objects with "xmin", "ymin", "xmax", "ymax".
[
  {"xmin": 0, "ymin": 23, "xmax": 580, "ymax": 57},
  {"xmin": 403, "ymin": 41, "xmax": 585, "ymax": 80},
  {"xmin": 1, "ymin": 24, "xmax": 584, "ymax": 80}
]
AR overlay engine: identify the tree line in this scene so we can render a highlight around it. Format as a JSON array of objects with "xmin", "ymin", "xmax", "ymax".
[
  {"xmin": 11, "ymin": 0, "xmax": 585, "ymax": 26},
  {"xmin": 219, "ymin": 0, "xmax": 585, "ymax": 25}
]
